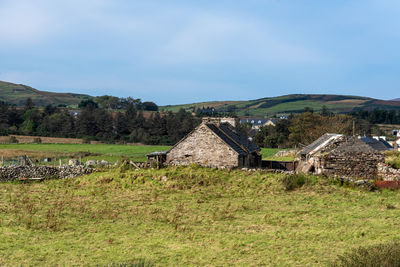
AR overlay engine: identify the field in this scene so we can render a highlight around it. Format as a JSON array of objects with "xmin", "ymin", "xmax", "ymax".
[
  {"xmin": 160, "ymin": 94, "xmax": 400, "ymax": 116},
  {"xmin": 0, "ymin": 144, "xmax": 284, "ymax": 164},
  {"xmin": 1, "ymin": 166, "xmax": 400, "ymax": 266},
  {"xmin": 0, "ymin": 144, "xmax": 171, "ymax": 163},
  {"xmin": 0, "ymin": 80, "xmax": 90, "ymax": 106}
]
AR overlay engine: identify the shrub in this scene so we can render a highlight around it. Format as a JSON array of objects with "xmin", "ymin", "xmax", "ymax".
[
  {"xmin": 33, "ymin": 137, "xmax": 42, "ymax": 144},
  {"xmin": 8, "ymin": 136, "xmax": 19, "ymax": 144},
  {"xmin": 385, "ymin": 151, "xmax": 400, "ymax": 169},
  {"xmin": 330, "ymin": 242, "xmax": 400, "ymax": 267},
  {"xmin": 281, "ymin": 173, "xmax": 309, "ymax": 191},
  {"xmin": 82, "ymin": 138, "xmax": 91, "ymax": 144}
]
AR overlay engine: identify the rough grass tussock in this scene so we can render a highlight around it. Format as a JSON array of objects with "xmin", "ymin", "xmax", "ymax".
[
  {"xmin": 330, "ymin": 242, "xmax": 400, "ymax": 267},
  {"xmin": 1, "ymin": 166, "xmax": 400, "ymax": 266}
]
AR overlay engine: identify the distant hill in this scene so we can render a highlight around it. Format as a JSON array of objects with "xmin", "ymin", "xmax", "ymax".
[
  {"xmin": 160, "ymin": 94, "xmax": 400, "ymax": 116},
  {"xmin": 393, "ymin": 98, "xmax": 400, "ymax": 101},
  {"xmin": 0, "ymin": 80, "xmax": 91, "ymax": 106}
]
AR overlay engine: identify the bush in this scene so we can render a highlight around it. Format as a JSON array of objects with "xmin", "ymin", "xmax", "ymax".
[
  {"xmin": 8, "ymin": 136, "xmax": 19, "ymax": 144},
  {"xmin": 82, "ymin": 138, "xmax": 91, "ymax": 144},
  {"xmin": 281, "ymin": 173, "xmax": 309, "ymax": 191},
  {"xmin": 330, "ymin": 242, "xmax": 400, "ymax": 267},
  {"xmin": 385, "ymin": 151, "xmax": 400, "ymax": 169},
  {"xmin": 33, "ymin": 137, "xmax": 42, "ymax": 144}
]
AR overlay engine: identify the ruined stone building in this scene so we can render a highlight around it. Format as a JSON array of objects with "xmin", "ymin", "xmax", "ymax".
[
  {"xmin": 166, "ymin": 118, "xmax": 262, "ymax": 168},
  {"xmin": 298, "ymin": 133, "xmax": 392, "ymax": 179}
]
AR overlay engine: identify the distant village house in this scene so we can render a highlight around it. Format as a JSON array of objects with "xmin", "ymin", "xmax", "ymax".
[{"xmin": 240, "ymin": 118, "xmax": 276, "ymax": 130}]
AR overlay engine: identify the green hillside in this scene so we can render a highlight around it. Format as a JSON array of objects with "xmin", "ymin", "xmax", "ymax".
[
  {"xmin": 0, "ymin": 80, "xmax": 91, "ymax": 107},
  {"xmin": 160, "ymin": 94, "xmax": 400, "ymax": 116}
]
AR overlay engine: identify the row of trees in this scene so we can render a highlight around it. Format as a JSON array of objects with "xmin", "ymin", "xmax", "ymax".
[
  {"xmin": 93, "ymin": 96, "xmax": 159, "ymax": 111},
  {"xmin": 350, "ymin": 109, "xmax": 400, "ymax": 124},
  {"xmin": 0, "ymin": 99, "xmax": 199, "ymax": 145},
  {"xmin": 2, "ymin": 98, "xmax": 399, "ymax": 147},
  {"xmin": 252, "ymin": 110, "xmax": 382, "ymax": 148}
]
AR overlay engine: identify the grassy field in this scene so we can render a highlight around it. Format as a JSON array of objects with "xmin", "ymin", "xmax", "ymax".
[
  {"xmin": 159, "ymin": 94, "xmax": 393, "ymax": 116},
  {"xmin": 1, "ymin": 166, "xmax": 400, "ymax": 266},
  {"xmin": 0, "ymin": 143, "xmax": 170, "ymax": 163},
  {"xmin": 0, "ymin": 144, "xmax": 285, "ymax": 164},
  {"xmin": 0, "ymin": 80, "xmax": 89, "ymax": 106}
]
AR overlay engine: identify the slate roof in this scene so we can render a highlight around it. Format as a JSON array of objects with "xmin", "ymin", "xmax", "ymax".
[
  {"xmin": 205, "ymin": 123, "xmax": 260, "ymax": 155},
  {"xmin": 331, "ymin": 137, "xmax": 378, "ymax": 154},
  {"xmin": 360, "ymin": 137, "xmax": 392, "ymax": 151},
  {"xmin": 299, "ymin": 133, "xmax": 343, "ymax": 156},
  {"xmin": 300, "ymin": 134, "xmax": 392, "ymax": 158}
]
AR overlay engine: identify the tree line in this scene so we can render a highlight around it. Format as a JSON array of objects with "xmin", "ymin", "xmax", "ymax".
[
  {"xmin": 0, "ymin": 98, "xmax": 200, "ymax": 145},
  {"xmin": 2, "ymin": 98, "xmax": 400, "ymax": 147},
  {"xmin": 252, "ymin": 106, "xmax": 400, "ymax": 148}
]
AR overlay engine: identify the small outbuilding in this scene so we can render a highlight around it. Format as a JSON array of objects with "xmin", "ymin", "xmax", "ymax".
[
  {"xmin": 298, "ymin": 133, "xmax": 391, "ymax": 179},
  {"xmin": 147, "ymin": 151, "xmax": 167, "ymax": 167},
  {"xmin": 166, "ymin": 117, "xmax": 261, "ymax": 169}
]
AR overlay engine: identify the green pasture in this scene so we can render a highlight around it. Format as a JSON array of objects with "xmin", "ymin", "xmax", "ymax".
[
  {"xmin": 1, "ymin": 166, "xmax": 400, "ymax": 266},
  {"xmin": 0, "ymin": 143, "xmax": 170, "ymax": 163},
  {"xmin": 0, "ymin": 144, "xmax": 288, "ymax": 163}
]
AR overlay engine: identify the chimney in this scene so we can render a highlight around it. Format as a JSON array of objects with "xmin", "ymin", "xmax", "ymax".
[{"xmin": 202, "ymin": 117, "xmax": 236, "ymax": 127}]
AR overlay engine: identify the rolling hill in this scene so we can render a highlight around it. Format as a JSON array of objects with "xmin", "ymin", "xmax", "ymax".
[
  {"xmin": 160, "ymin": 94, "xmax": 400, "ymax": 116},
  {"xmin": 0, "ymin": 80, "xmax": 91, "ymax": 106},
  {"xmin": 1, "ymin": 79, "xmax": 400, "ymax": 115}
]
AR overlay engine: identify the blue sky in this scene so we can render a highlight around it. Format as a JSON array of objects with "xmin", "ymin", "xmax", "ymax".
[{"xmin": 0, "ymin": 0, "xmax": 399, "ymax": 105}]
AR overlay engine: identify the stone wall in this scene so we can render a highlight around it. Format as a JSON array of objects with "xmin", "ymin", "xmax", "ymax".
[
  {"xmin": 167, "ymin": 124, "xmax": 239, "ymax": 168},
  {"xmin": 321, "ymin": 152, "xmax": 384, "ymax": 180},
  {"xmin": 377, "ymin": 162, "xmax": 400, "ymax": 181},
  {"xmin": 0, "ymin": 165, "xmax": 92, "ymax": 182}
]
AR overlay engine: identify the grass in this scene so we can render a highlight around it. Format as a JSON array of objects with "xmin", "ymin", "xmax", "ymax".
[
  {"xmin": 0, "ymin": 144, "xmax": 290, "ymax": 163},
  {"xmin": 0, "ymin": 143, "xmax": 170, "ymax": 163},
  {"xmin": 1, "ymin": 166, "xmax": 400, "ymax": 266},
  {"xmin": 261, "ymin": 148, "xmax": 296, "ymax": 161},
  {"xmin": 159, "ymin": 94, "xmax": 377, "ymax": 116},
  {"xmin": 385, "ymin": 151, "xmax": 400, "ymax": 169},
  {"xmin": 0, "ymin": 80, "xmax": 89, "ymax": 106}
]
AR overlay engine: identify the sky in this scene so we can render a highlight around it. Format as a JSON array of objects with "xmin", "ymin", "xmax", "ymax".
[{"xmin": 0, "ymin": 0, "xmax": 399, "ymax": 105}]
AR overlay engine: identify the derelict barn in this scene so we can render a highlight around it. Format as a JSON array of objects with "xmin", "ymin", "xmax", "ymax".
[
  {"xmin": 298, "ymin": 133, "xmax": 391, "ymax": 179},
  {"xmin": 166, "ymin": 118, "xmax": 261, "ymax": 169}
]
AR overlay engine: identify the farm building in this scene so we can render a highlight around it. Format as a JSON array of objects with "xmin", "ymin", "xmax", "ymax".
[
  {"xmin": 394, "ymin": 137, "xmax": 400, "ymax": 151},
  {"xmin": 298, "ymin": 133, "xmax": 392, "ymax": 179},
  {"xmin": 166, "ymin": 117, "xmax": 262, "ymax": 169}
]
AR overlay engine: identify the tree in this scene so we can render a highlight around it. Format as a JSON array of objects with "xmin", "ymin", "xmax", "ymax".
[
  {"xmin": 288, "ymin": 113, "xmax": 353, "ymax": 146},
  {"xmin": 24, "ymin": 98, "xmax": 34, "ymax": 110},
  {"xmin": 320, "ymin": 105, "xmax": 332, "ymax": 116},
  {"xmin": 78, "ymin": 99, "xmax": 98, "ymax": 109},
  {"xmin": 0, "ymin": 101, "xmax": 9, "ymax": 135},
  {"xmin": 142, "ymin": 101, "xmax": 158, "ymax": 111}
]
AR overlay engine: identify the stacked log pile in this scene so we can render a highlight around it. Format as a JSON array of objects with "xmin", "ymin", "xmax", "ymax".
[{"xmin": 0, "ymin": 165, "xmax": 93, "ymax": 182}]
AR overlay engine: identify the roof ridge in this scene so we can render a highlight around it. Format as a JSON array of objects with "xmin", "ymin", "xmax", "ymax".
[{"xmin": 210, "ymin": 123, "xmax": 249, "ymax": 153}]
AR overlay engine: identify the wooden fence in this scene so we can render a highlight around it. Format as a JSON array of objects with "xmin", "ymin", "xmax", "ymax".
[{"xmin": 262, "ymin": 160, "xmax": 298, "ymax": 171}]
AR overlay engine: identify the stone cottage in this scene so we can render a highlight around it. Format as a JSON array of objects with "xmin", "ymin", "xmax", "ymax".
[
  {"xmin": 298, "ymin": 133, "xmax": 391, "ymax": 179},
  {"xmin": 166, "ymin": 118, "xmax": 262, "ymax": 168}
]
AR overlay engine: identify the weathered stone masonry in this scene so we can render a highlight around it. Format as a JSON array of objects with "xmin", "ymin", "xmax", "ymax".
[
  {"xmin": 167, "ymin": 124, "xmax": 239, "ymax": 168},
  {"xmin": 0, "ymin": 166, "xmax": 92, "ymax": 182}
]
